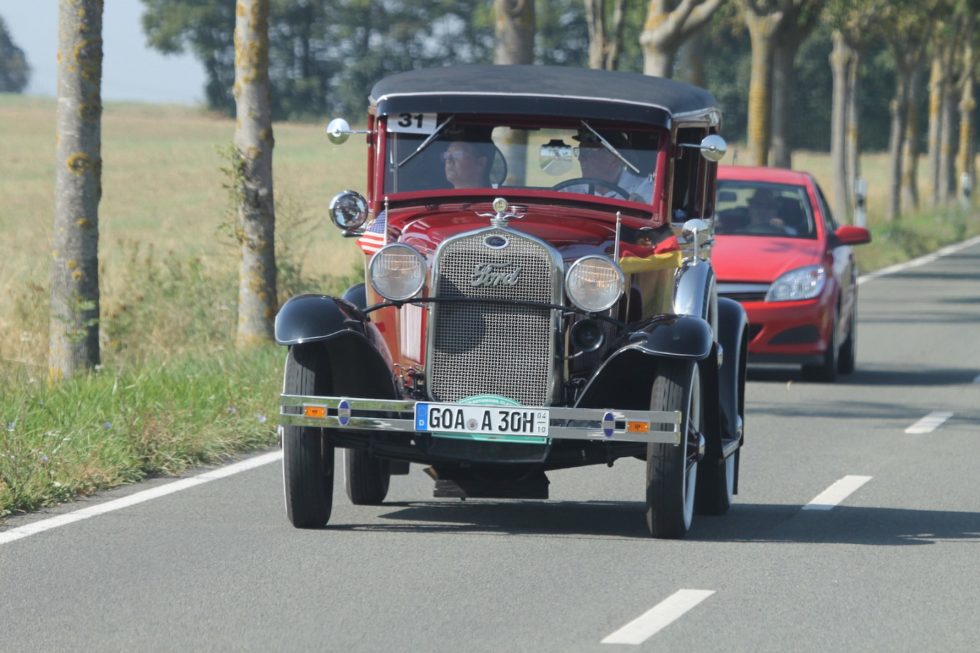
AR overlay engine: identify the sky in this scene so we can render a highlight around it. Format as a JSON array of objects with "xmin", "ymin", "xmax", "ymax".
[{"xmin": 0, "ymin": 0, "xmax": 207, "ymax": 105}]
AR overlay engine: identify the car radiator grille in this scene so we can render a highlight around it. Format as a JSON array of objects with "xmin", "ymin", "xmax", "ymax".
[{"xmin": 428, "ymin": 229, "xmax": 557, "ymax": 406}]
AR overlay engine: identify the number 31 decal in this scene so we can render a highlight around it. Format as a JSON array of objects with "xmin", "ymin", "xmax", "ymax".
[{"xmin": 388, "ymin": 112, "xmax": 436, "ymax": 135}]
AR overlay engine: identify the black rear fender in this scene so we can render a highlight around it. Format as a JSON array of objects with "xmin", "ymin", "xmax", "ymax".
[{"xmin": 716, "ymin": 297, "xmax": 748, "ymax": 443}]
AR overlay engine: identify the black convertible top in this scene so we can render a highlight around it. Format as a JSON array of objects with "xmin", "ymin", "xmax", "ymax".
[{"xmin": 369, "ymin": 65, "xmax": 721, "ymax": 128}]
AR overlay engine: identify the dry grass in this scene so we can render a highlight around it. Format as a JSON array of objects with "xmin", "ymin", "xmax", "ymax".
[{"xmin": 0, "ymin": 95, "xmax": 365, "ymax": 366}]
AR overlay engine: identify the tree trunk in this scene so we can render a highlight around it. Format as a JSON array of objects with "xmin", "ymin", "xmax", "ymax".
[
  {"xmin": 938, "ymin": 73, "xmax": 958, "ymax": 203},
  {"xmin": 771, "ymin": 35, "xmax": 796, "ymax": 168},
  {"xmin": 585, "ymin": 0, "xmax": 626, "ymax": 70},
  {"xmin": 585, "ymin": 0, "xmax": 607, "ymax": 69},
  {"xmin": 901, "ymin": 64, "xmax": 923, "ymax": 212},
  {"xmin": 641, "ymin": 0, "xmax": 725, "ymax": 79},
  {"xmin": 887, "ymin": 73, "xmax": 909, "ymax": 222},
  {"xmin": 958, "ymin": 75, "xmax": 975, "ymax": 205},
  {"xmin": 233, "ymin": 0, "xmax": 277, "ymax": 348},
  {"xmin": 845, "ymin": 45, "xmax": 861, "ymax": 215},
  {"xmin": 745, "ymin": 14, "xmax": 777, "ymax": 167},
  {"xmin": 927, "ymin": 53, "xmax": 944, "ymax": 205},
  {"xmin": 49, "ymin": 0, "xmax": 104, "ymax": 382},
  {"xmin": 829, "ymin": 31, "xmax": 851, "ymax": 224},
  {"xmin": 495, "ymin": 0, "xmax": 535, "ymax": 185},
  {"xmin": 678, "ymin": 30, "xmax": 705, "ymax": 87}
]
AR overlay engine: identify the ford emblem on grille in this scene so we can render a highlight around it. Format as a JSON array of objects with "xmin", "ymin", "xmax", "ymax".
[
  {"xmin": 484, "ymin": 234, "xmax": 509, "ymax": 249},
  {"xmin": 471, "ymin": 261, "xmax": 521, "ymax": 287}
]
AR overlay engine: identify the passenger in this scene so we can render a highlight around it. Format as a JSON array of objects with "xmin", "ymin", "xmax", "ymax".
[
  {"xmin": 443, "ymin": 139, "xmax": 492, "ymax": 189},
  {"xmin": 573, "ymin": 128, "xmax": 652, "ymax": 202}
]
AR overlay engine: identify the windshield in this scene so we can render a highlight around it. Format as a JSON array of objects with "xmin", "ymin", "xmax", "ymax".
[
  {"xmin": 382, "ymin": 114, "xmax": 663, "ymax": 205},
  {"xmin": 715, "ymin": 181, "xmax": 817, "ymax": 239}
]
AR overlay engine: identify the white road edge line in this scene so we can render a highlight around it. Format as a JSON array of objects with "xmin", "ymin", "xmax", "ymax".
[
  {"xmin": 857, "ymin": 234, "xmax": 980, "ymax": 286},
  {"xmin": 0, "ymin": 450, "xmax": 283, "ymax": 546},
  {"xmin": 904, "ymin": 411, "xmax": 954, "ymax": 434},
  {"xmin": 601, "ymin": 589, "xmax": 715, "ymax": 646},
  {"xmin": 803, "ymin": 475, "xmax": 872, "ymax": 511}
]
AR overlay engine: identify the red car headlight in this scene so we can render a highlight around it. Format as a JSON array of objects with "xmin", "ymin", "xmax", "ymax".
[{"xmin": 765, "ymin": 265, "xmax": 826, "ymax": 302}]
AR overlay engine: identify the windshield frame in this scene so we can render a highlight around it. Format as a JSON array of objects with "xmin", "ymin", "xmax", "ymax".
[{"xmin": 374, "ymin": 114, "xmax": 669, "ymax": 217}]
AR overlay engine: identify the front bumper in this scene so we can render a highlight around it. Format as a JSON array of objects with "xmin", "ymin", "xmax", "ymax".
[{"xmin": 280, "ymin": 395, "xmax": 682, "ymax": 445}]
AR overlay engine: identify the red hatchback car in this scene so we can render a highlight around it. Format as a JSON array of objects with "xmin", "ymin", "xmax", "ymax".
[{"xmin": 712, "ymin": 166, "xmax": 871, "ymax": 381}]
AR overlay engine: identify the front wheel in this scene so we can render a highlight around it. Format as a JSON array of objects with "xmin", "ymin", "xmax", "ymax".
[
  {"xmin": 837, "ymin": 306, "xmax": 857, "ymax": 375},
  {"xmin": 282, "ymin": 346, "xmax": 335, "ymax": 528},
  {"xmin": 646, "ymin": 361, "xmax": 701, "ymax": 539},
  {"xmin": 802, "ymin": 312, "xmax": 838, "ymax": 382}
]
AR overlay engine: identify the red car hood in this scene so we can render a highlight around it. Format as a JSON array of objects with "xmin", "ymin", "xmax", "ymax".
[
  {"xmin": 391, "ymin": 199, "xmax": 658, "ymax": 260},
  {"xmin": 712, "ymin": 236, "xmax": 824, "ymax": 283}
]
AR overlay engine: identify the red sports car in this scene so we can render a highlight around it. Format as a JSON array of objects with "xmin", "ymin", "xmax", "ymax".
[{"xmin": 712, "ymin": 166, "xmax": 871, "ymax": 381}]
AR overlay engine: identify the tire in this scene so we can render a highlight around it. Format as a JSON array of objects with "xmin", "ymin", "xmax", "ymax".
[
  {"xmin": 802, "ymin": 312, "xmax": 838, "ymax": 382},
  {"xmin": 282, "ymin": 346, "xmax": 335, "ymax": 529},
  {"xmin": 344, "ymin": 449, "xmax": 391, "ymax": 505},
  {"xmin": 837, "ymin": 307, "xmax": 857, "ymax": 375},
  {"xmin": 646, "ymin": 361, "xmax": 701, "ymax": 539},
  {"xmin": 696, "ymin": 449, "xmax": 737, "ymax": 516}
]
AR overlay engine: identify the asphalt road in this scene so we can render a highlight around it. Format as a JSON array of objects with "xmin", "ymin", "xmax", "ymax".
[{"xmin": 2, "ymin": 238, "xmax": 979, "ymax": 652}]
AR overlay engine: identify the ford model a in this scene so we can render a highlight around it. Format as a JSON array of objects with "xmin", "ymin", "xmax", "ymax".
[{"xmin": 276, "ymin": 65, "xmax": 748, "ymax": 539}]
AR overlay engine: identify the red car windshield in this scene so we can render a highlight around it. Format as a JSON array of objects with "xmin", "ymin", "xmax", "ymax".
[
  {"xmin": 382, "ymin": 115, "xmax": 662, "ymax": 205},
  {"xmin": 716, "ymin": 181, "xmax": 816, "ymax": 239}
]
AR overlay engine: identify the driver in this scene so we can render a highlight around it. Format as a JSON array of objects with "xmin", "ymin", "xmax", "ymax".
[
  {"xmin": 747, "ymin": 188, "xmax": 796, "ymax": 235},
  {"xmin": 572, "ymin": 128, "xmax": 653, "ymax": 202}
]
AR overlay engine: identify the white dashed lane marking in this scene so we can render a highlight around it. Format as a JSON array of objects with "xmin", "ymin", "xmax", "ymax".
[
  {"xmin": 904, "ymin": 411, "xmax": 954, "ymax": 434},
  {"xmin": 601, "ymin": 589, "xmax": 715, "ymax": 645},
  {"xmin": 803, "ymin": 475, "xmax": 872, "ymax": 511}
]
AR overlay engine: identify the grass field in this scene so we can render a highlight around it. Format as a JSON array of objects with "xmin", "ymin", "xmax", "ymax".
[{"xmin": 0, "ymin": 94, "xmax": 977, "ymax": 519}]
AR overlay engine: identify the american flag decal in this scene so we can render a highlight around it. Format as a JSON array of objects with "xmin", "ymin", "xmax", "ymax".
[{"xmin": 356, "ymin": 211, "xmax": 386, "ymax": 254}]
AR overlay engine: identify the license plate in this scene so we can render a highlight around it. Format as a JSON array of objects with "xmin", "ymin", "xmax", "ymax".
[{"xmin": 415, "ymin": 403, "xmax": 549, "ymax": 438}]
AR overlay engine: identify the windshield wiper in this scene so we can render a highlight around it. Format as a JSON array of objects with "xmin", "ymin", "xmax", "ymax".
[
  {"xmin": 580, "ymin": 120, "xmax": 640, "ymax": 175},
  {"xmin": 397, "ymin": 115, "xmax": 455, "ymax": 168}
]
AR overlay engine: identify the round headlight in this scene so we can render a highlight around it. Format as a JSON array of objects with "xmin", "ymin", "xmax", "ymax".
[
  {"xmin": 329, "ymin": 190, "xmax": 368, "ymax": 231},
  {"xmin": 565, "ymin": 256, "xmax": 624, "ymax": 312},
  {"xmin": 369, "ymin": 244, "xmax": 426, "ymax": 301}
]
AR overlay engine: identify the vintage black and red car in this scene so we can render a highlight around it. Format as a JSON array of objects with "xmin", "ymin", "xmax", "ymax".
[{"xmin": 275, "ymin": 65, "xmax": 748, "ymax": 538}]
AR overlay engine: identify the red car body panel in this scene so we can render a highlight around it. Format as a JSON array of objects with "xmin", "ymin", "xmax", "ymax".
[{"xmin": 713, "ymin": 166, "xmax": 864, "ymax": 369}]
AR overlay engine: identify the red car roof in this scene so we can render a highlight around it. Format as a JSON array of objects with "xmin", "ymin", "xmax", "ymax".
[{"xmin": 717, "ymin": 165, "xmax": 813, "ymax": 185}]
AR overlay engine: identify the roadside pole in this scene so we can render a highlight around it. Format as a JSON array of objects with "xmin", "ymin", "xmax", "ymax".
[{"xmin": 854, "ymin": 177, "xmax": 867, "ymax": 228}]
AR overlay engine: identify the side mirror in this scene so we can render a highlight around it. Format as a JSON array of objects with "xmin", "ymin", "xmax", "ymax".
[
  {"xmin": 697, "ymin": 134, "xmax": 727, "ymax": 162},
  {"xmin": 326, "ymin": 118, "xmax": 353, "ymax": 144},
  {"xmin": 677, "ymin": 134, "xmax": 727, "ymax": 162},
  {"xmin": 325, "ymin": 118, "xmax": 371, "ymax": 145},
  {"xmin": 833, "ymin": 225, "xmax": 872, "ymax": 246},
  {"xmin": 329, "ymin": 190, "xmax": 368, "ymax": 231}
]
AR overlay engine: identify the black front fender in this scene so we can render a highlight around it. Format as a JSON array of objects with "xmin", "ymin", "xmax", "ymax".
[
  {"xmin": 275, "ymin": 293, "xmax": 393, "ymax": 369},
  {"xmin": 576, "ymin": 315, "xmax": 713, "ymax": 410},
  {"xmin": 276, "ymin": 294, "xmax": 364, "ymax": 345}
]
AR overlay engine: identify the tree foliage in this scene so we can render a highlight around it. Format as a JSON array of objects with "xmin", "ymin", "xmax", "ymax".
[{"xmin": 0, "ymin": 16, "xmax": 31, "ymax": 93}]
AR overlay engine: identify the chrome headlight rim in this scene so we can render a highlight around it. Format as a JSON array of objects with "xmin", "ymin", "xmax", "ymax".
[
  {"xmin": 765, "ymin": 264, "xmax": 827, "ymax": 302},
  {"xmin": 329, "ymin": 190, "xmax": 369, "ymax": 231},
  {"xmin": 368, "ymin": 243, "xmax": 426, "ymax": 301},
  {"xmin": 565, "ymin": 255, "xmax": 625, "ymax": 313}
]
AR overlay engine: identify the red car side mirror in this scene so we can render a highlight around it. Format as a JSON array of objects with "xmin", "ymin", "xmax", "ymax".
[{"xmin": 833, "ymin": 225, "xmax": 871, "ymax": 246}]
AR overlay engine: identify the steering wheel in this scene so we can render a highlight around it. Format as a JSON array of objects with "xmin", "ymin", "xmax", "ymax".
[{"xmin": 551, "ymin": 177, "xmax": 630, "ymax": 199}]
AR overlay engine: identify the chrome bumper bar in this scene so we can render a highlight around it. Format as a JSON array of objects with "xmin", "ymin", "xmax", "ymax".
[{"xmin": 280, "ymin": 395, "xmax": 683, "ymax": 445}]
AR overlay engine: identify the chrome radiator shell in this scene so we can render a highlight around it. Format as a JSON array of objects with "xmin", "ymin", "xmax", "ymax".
[{"xmin": 426, "ymin": 227, "xmax": 564, "ymax": 406}]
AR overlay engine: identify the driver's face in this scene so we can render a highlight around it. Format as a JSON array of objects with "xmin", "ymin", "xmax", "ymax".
[{"xmin": 578, "ymin": 143, "xmax": 621, "ymax": 182}]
